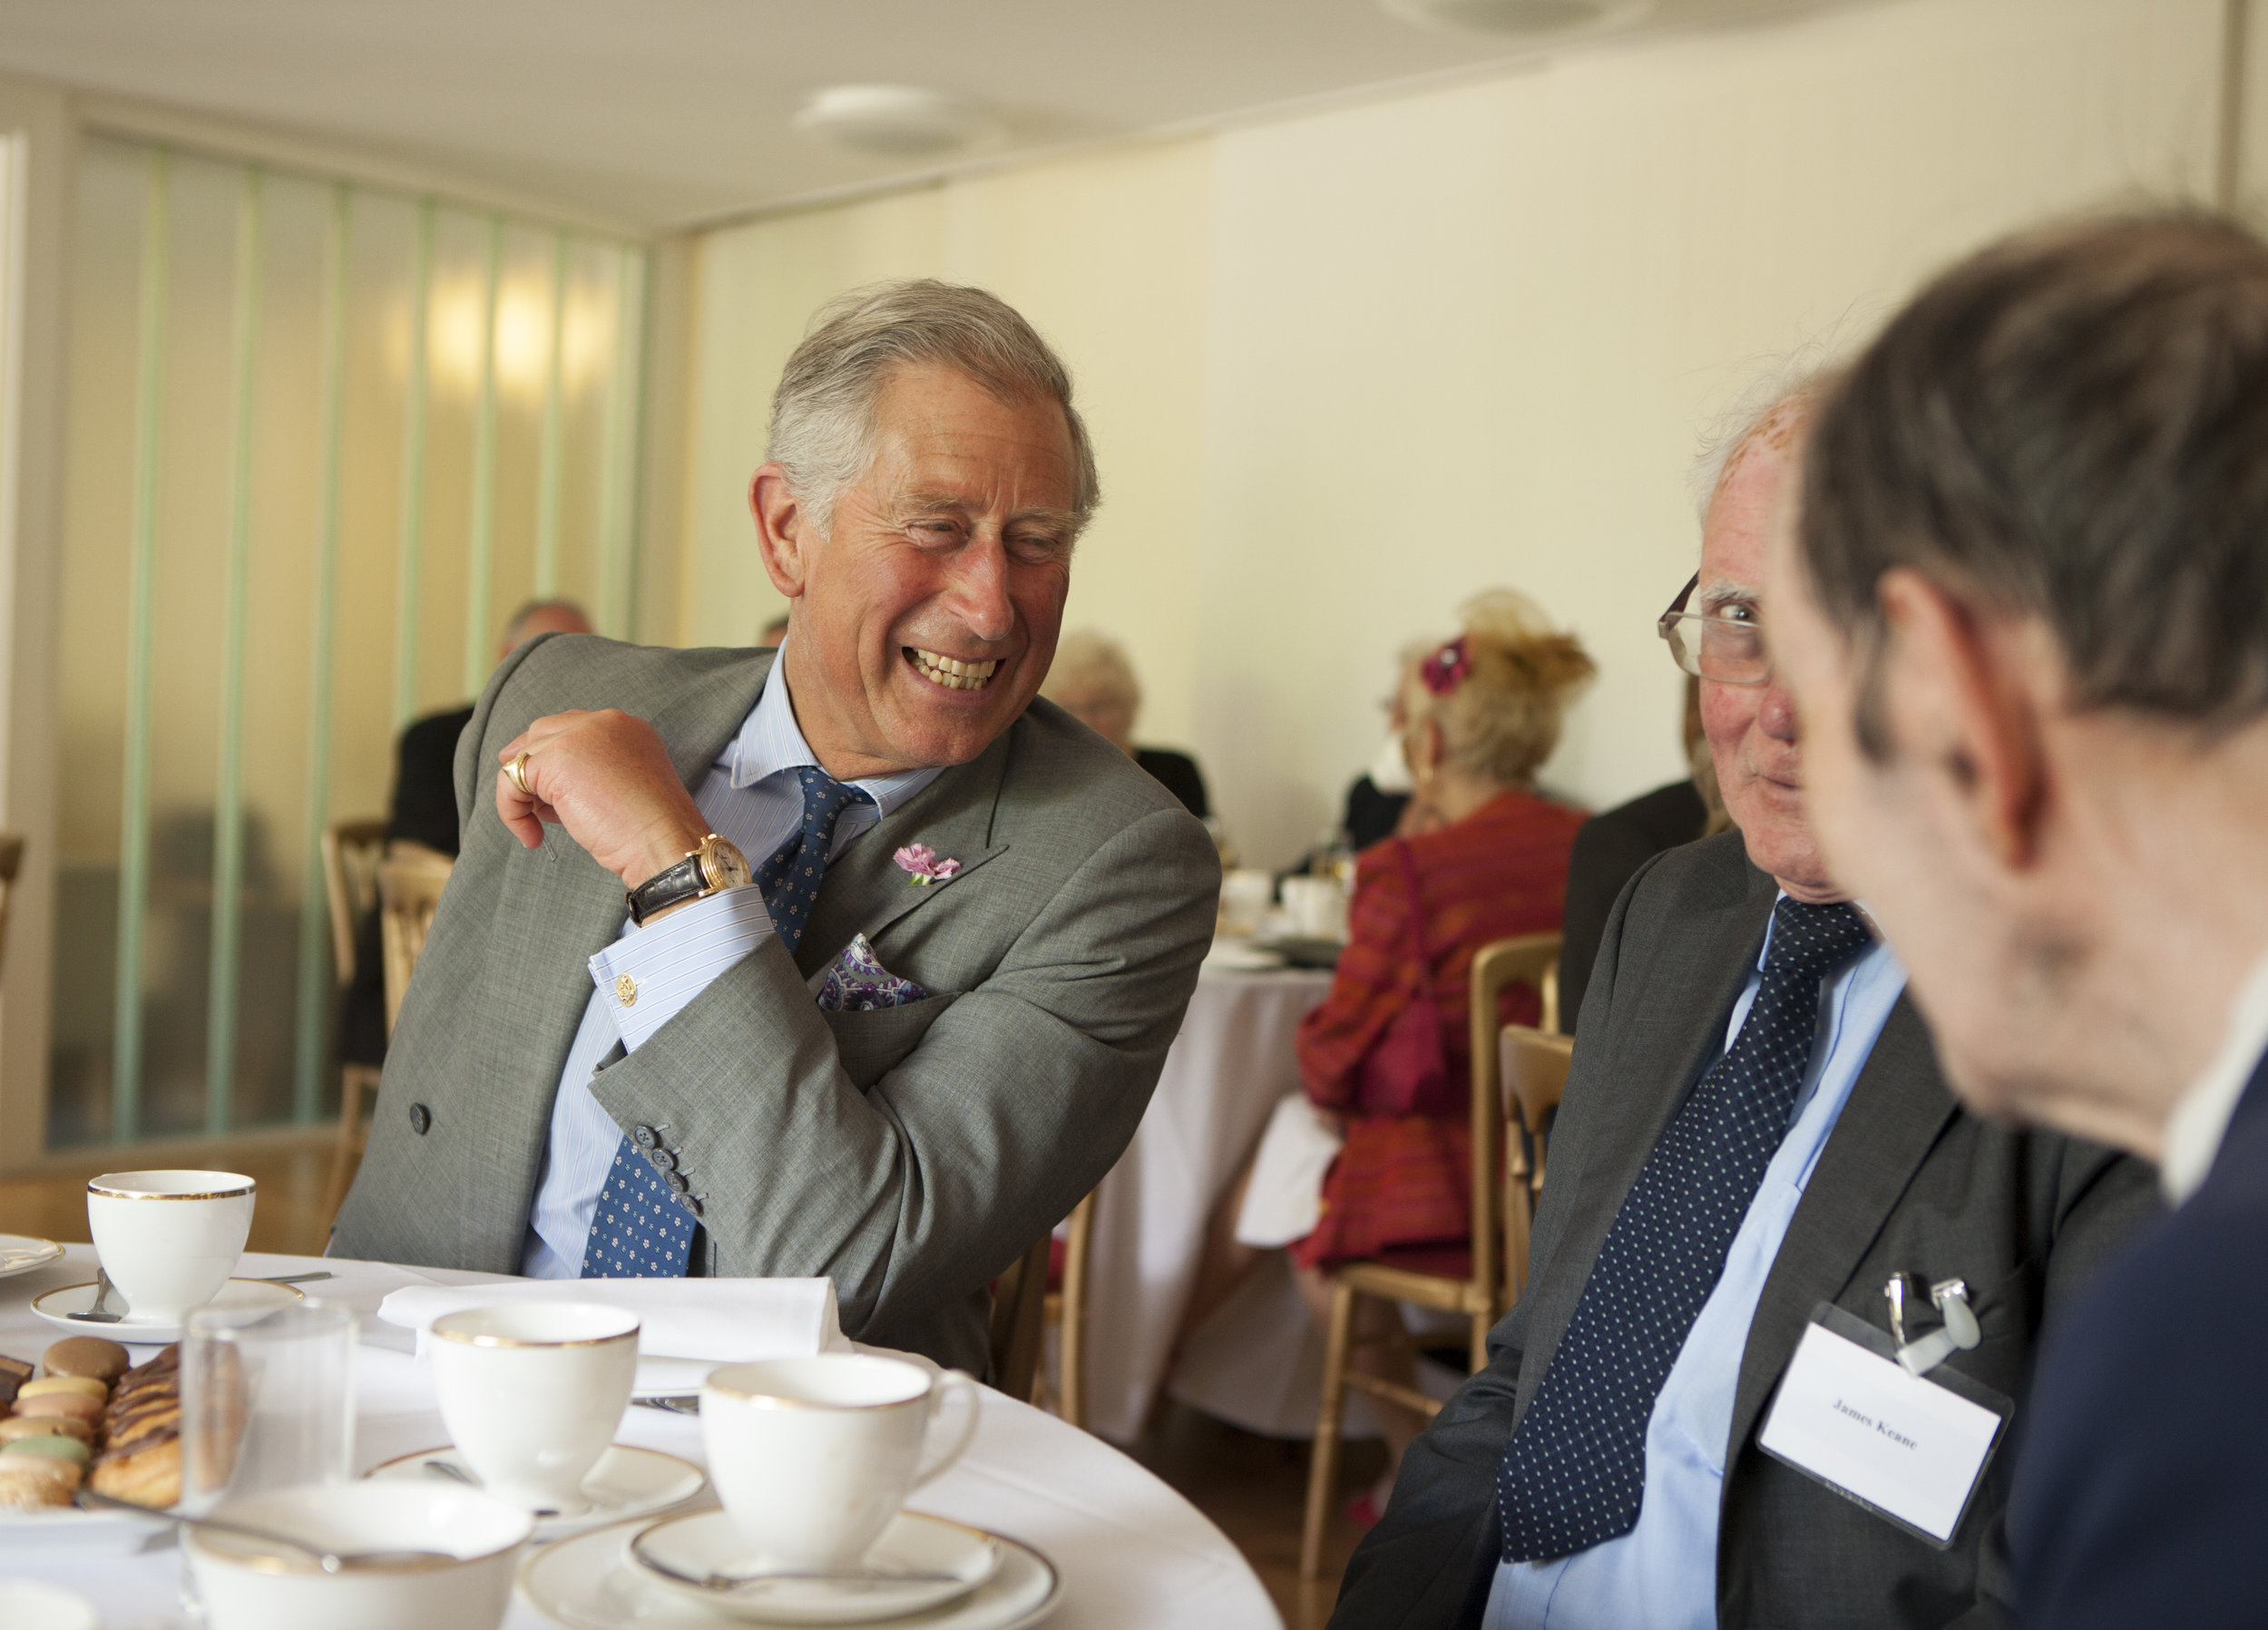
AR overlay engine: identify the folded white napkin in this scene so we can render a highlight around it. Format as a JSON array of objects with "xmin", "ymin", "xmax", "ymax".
[
  {"xmin": 1234, "ymin": 1092, "xmax": 1344, "ymax": 1248},
  {"xmin": 376, "ymin": 1276, "xmax": 847, "ymax": 1394}
]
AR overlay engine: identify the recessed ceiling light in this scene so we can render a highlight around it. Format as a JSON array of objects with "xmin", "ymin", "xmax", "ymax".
[
  {"xmin": 792, "ymin": 85, "xmax": 999, "ymax": 158},
  {"xmin": 1380, "ymin": 0, "xmax": 1655, "ymax": 36}
]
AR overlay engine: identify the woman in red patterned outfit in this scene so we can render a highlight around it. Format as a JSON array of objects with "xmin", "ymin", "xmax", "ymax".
[{"xmin": 1186, "ymin": 591, "xmax": 1594, "ymax": 1517}]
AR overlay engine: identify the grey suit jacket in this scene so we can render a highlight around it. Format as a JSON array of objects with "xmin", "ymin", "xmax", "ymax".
[
  {"xmin": 331, "ymin": 638, "xmax": 1221, "ymax": 1372},
  {"xmin": 1332, "ymin": 831, "xmax": 2158, "ymax": 1629}
]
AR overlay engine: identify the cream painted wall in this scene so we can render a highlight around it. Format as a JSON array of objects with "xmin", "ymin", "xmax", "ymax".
[{"xmin": 679, "ymin": 0, "xmax": 2224, "ymax": 867}]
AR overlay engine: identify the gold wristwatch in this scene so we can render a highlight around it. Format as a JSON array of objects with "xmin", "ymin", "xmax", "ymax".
[{"xmin": 626, "ymin": 833, "xmax": 753, "ymax": 926}]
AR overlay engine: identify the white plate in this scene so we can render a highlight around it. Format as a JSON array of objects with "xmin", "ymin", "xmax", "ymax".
[
  {"xmin": 367, "ymin": 1443, "xmax": 706, "ymax": 1540},
  {"xmin": 0, "ymin": 1502, "xmax": 172, "ymax": 1555},
  {"xmin": 1202, "ymin": 939, "xmax": 1286, "ymax": 971},
  {"xmin": 520, "ymin": 1518, "xmax": 1061, "ymax": 1630},
  {"xmin": 0, "ymin": 1235, "xmax": 64, "ymax": 1281},
  {"xmin": 0, "ymin": 1578, "xmax": 100, "ymax": 1630},
  {"xmin": 30, "ymin": 1275, "xmax": 304, "ymax": 1343},
  {"xmin": 631, "ymin": 1510, "xmax": 1000, "ymax": 1625}
]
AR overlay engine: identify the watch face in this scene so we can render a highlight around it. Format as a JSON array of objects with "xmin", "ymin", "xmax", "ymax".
[{"xmin": 702, "ymin": 837, "xmax": 753, "ymax": 892}]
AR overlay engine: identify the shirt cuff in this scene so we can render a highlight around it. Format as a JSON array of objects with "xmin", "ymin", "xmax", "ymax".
[{"xmin": 589, "ymin": 885, "xmax": 776, "ymax": 1052}]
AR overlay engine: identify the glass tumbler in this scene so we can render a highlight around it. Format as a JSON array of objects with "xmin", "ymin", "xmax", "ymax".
[{"xmin": 182, "ymin": 1298, "xmax": 358, "ymax": 1515}]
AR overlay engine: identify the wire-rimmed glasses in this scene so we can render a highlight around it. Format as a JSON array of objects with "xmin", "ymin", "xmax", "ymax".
[{"xmin": 1657, "ymin": 571, "xmax": 1773, "ymax": 687}]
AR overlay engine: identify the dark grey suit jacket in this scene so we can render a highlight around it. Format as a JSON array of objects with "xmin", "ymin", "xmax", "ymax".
[
  {"xmin": 331, "ymin": 638, "xmax": 1221, "ymax": 1372},
  {"xmin": 1333, "ymin": 832, "xmax": 2157, "ymax": 1629}
]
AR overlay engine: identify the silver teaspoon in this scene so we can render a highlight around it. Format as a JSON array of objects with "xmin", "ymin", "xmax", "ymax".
[
  {"xmin": 65, "ymin": 1267, "xmax": 123, "ymax": 1323},
  {"xmin": 75, "ymin": 1488, "xmax": 455, "ymax": 1573}
]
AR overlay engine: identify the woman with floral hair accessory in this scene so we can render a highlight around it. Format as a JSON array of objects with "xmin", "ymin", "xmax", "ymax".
[{"xmin": 1183, "ymin": 589, "xmax": 1596, "ymax": 1521}]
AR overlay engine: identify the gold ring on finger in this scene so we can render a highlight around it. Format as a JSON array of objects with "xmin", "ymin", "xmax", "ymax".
[{"xmin": 508, "ymin": 751, "xmax": 534, "ymax": 796}]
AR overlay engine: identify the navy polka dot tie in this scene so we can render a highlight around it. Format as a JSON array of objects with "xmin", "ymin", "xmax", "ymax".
[
  {"xmin": 1495, "ymin": 897, "xmax": 1872, "ymax": 1560},
  {"xmin": 581, "ymin": 766, "xmax": 873, "ymax": 1278}
]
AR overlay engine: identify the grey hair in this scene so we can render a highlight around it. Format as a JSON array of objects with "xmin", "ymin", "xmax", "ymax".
[
  {"xmin": 766, "ymin": 278, "xmax": 1100, "ymax": 539},
  {"xmin": 1687, "ymin": 342, "xmax": 1842, "ymax": 526},
  {"xmin": 1041, "ymin": 629, "xmax": 1141, "ymax": 710}
]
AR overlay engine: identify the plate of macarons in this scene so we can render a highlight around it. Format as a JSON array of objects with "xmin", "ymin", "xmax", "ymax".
[{"xmin": 0, "ymin": 1333, "xmax": 178, "ymax": 1552}]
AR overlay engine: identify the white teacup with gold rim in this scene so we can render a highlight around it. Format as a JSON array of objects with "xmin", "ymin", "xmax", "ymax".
[
  {"xmin": 701, "ymin": 1353, "xmax": 982, "ymax": 1570},
  {"xmin": 85, "ymin": 1169, "xmax": 255, "ymax": 1325},
  {"xmin": 428, "ymin": 1303, "xmax": 639, "ymax": 1515}
]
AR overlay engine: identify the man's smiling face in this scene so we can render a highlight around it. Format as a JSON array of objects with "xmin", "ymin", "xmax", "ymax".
[
  {"xmin": 760, "ymin": 363, "xmax": 1082, "ymax": 778},
  {"xmin": 1698, "ymin": 418, "xmax": 1840, "ymax": 901}
]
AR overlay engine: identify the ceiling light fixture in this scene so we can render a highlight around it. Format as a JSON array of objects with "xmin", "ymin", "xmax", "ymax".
[
  {"xmin": 792, "ymin": 85, "xmax": 999, "ymax": 158},
  {"xmin": 1379, "ymin": 0, "xmax": 1655, "ymax": 37}
]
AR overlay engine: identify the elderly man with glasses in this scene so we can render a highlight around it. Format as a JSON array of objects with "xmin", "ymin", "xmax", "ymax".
[{"xmin": 1327, "ymin": 373, "xmax": 2155, "ymax": 1630}]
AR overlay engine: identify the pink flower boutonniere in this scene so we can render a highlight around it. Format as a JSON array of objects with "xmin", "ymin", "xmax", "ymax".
[{"xmin": 894, "ymin": 843, "xmax": 962, "ymax": 886}]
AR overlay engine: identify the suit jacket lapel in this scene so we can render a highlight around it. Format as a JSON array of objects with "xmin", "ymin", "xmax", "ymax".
[
  {"xmin": 1726, "ymin": 994, "xmax": 1959, "ymax": 1456},
  {"xmin": 794, "ymin": 724, "xmax": 1014, "ymax": 980}
]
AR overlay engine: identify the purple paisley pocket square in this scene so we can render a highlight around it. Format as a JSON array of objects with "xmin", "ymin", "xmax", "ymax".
[{"xmin": 815, "ymin": 933, "xmax": 930, "ymax": 1012}]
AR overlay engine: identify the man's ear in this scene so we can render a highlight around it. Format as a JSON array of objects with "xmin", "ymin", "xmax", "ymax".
[
  {"xmin": 1875, "ymin": 567, "xmax": 2048, "ymax": 871},
  {"xmin": 749, "ymin": 464, "xmax": 810, "ymax": 600}
]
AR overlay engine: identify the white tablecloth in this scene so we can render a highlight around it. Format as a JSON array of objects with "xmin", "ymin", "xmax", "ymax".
[
  {"xmin": 1078, "ymin": 965, "xmax": 1339, "ymax": 1443},
  {"xmin": 0, "ymin": 1245, "xmax": 1281, "ymax": 1629}
]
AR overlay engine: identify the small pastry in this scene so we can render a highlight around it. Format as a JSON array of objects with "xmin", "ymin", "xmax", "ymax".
[
  {"xmin": 40, "ymin": 1336, "xmax": 130, "ymax": 1383},
  {"xmin": 89, "ymin": 1432, "xmax": 179, "ymax": 1508},
  {"xmin": 15, "ymin": 1391, "xmax": 103, "ymax": 1423},
  {"xmin": 0, "ymin": 1457, "xmax": 80, "ymax": 1509},
  {"xmin": 20, "ymin": 1375, "xmax": 109, "ymax": 1401},
  {"xmin": 2, "ymin": 1433, "xmax": 91, "ymax": 1465},
  {"xmin": 104, "ymin": 1401, "xmax": 179, "ymax": 1451},
  {"xmin": 0, "ymin": 1415, "xmax": 93, "ymax": 1444},
  {"xmin": 113, "ymin": 1345, "xmax": 178, "ymax": 1390}
]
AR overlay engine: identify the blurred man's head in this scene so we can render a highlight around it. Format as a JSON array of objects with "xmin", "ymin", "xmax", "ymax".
[
  {"xmin": 1680, "ymin": 382, "xmax": 1832, "ymax": 900},
  {"xmin": 500, "ymin": 599, "xmax": 591, "ymax": 659},
  {"xmin": 749, "ymin": 280, "xmax": 1099, "ymax": 779},
  {"xmin": 1774, "ymin": 213, "xmax": 2268, "ymax": 1157},
  {"xmin": 1042, "ymin": 630, "xmax": 1141, "ymax": 755}
]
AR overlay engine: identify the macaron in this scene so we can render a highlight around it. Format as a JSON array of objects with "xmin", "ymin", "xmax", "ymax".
[
  {"xmin": 15, "ymin": 1391, "xmax": 102, "ymax": 1422},
  {"xmin": 0, "ymin": 1454, "xmax": 82, "ymax": 1497},
  {"xmin": 1, "ymin": 1433, "xmax": 90, "ymax": 1465},
  {"xmin": 0, "ymin": 1414, "xmax": 93, "ymax": 1444},
  {"xmin": 20, "ymin": 1375, "xmax": 108, "ymax": 1401},
  {"xmin": 41, "ymin": 1336, "xmax": 130, "ymax": 1382}
]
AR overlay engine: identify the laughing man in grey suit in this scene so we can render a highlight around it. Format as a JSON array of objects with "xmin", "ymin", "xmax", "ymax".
[
  {"xmin": 331, "ymin": 281, "xmax": 1220, "ymax": 1373},
  {"xmin": 1330, "ymin": 374, "xmax": 2155, "ymax": 1629}
]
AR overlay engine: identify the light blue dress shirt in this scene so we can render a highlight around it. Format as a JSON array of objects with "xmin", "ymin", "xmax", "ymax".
[
  {"xmin": 519, "ymin": 644, "xmax": 943, "ymax": 1277},
  {"xmin": 1483, "ymin": 905, "xmax": 1908, "ymax": 1630}
]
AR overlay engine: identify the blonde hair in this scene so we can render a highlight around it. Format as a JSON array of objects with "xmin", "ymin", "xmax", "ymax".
[
  {"xmin": 1041, "ymin": 630, "xmax": 1141, "ymax": 712},
  {"xmin": 1413, "ymin": 591, "xmax": 1596, "ymax": 786}
]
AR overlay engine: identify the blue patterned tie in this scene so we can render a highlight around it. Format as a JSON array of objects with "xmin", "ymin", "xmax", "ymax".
[
  {"xmin": 581, "ymin": 766, "xmax": 874, "ymax": 1277},
  {"xmin": 1496, "ymin": 897, "xmax": 1872, "ymax": 1559}
]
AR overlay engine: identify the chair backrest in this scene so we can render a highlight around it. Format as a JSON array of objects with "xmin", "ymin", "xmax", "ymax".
[
  {"xmin": 0, "ymin": 832, "xmax": 24, "ymax": 977},
  {"xmin": 320, "ymin": 817, "xmax": 389, "ymax": 989},
  {"xmin": 376, "ymin": 844, "xmax": 455, "ymax": 1036},
  {"xmin": 1499, "ymin": 1023, "xmax": 1576, "ymax": 1304},
  {"xmin": 1467, "ymin": 932, "xmax": 1563, "ymax": 1312},
  {"xmin": 988, "ymin": 1230, "xmax": 1051, "ymax": 1403}
]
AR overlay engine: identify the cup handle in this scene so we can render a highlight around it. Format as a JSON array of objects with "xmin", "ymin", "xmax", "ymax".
[{"xmin": 910, "ymin": 1370, "xmax": 982, "ymax": 1489}]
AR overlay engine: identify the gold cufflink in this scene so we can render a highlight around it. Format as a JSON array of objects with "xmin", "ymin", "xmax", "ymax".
[{"xmin": 615, "ymin": 973, "xmax": 638, "ymax": 1007}]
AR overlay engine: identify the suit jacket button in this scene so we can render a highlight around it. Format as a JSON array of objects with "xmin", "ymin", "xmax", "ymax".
[
  {"xmin": 664, "ymin": 1171, "xmax": 690, "ymax": 1194},
  {"xmin": 408, "ymin": 1103, "xmax": 432, "ymax": 1136},
  {"xmin": 679, "ymin": 1196, "xmax": 703, "ymax": 1217},
  {"xmin": 632, "ymin": 1124, "xmax": 660, "ymax": 1150},
  {"xmin": 647, "ymin": 1147, "xmax": 677, "ymax": 1172}
]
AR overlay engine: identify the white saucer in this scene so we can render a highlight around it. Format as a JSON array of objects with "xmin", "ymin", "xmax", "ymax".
[
  {"xmin": 631, "ymin": 1510, "xmax": 1001, "ymax": 1625},
  {"xmin": 0, "ymin": 1235, "xmax": 64, "ymax": 1281},
  {"xmin": 30, "ymin": 1275, "xmax": 304, "ymax": 1343},
  {"xmin": 367, "ymin": 1443, "xmax": 706, "ymax": 1539},
  {"xmin": 520, "ymin": 1517, "xmax": 1061, "ymax": 1630},
  {"xmin": 0, "ymin": 1579, "xmax": 99, "ymax": 1630}
]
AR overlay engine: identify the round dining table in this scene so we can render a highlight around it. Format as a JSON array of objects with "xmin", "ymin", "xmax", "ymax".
[{"xmin": 0, "ymin": 1244, "xmax": 1283, "ymax": 1629}]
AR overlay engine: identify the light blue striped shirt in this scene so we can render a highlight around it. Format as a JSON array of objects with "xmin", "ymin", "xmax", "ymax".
[
  {"xmin": 1484, "ymin": 907, "xmax": 1907, "ymax": 1630},
  {"xmin": 520, "ymin": 645, "xmax": 943, "ymax": 1277}
]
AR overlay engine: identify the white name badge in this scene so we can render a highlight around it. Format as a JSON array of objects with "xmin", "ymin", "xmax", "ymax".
[{"xmin": 1757, "ymin": 1303, "xmax": 2011, "ymax": 1547}]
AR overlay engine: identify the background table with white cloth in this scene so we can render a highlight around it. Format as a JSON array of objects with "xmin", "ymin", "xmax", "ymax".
[
  {"xmin": 1077, "ymin": 962, "xmax": 1365, "ymax": 1444},
  {"xmin": 0, "ymin": 1245, "xmax": 1282, "ymax": 1629}
]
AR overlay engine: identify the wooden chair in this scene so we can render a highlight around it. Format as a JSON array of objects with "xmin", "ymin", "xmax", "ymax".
[
  {"xmin": 376, "ymin": 844, "xmax": 454, "ymax": 1035},
  {"xmin": 320, "ymin": 818, "xmax": 388, "ymax": 1225},
  {"xmin": 1299, "ymin": 930, "xmax": 1561, "ymax": 1579},
  {"xmin": 0, "ymin": 833, "xmax": 24, "ymax": 976},
  {"xmin": 1500, "ymin": 1024, "xmax": 1575, "ymax": 1305},
  {"xmin": 989, "ymin": 1231, "xmax": 1051, "ymax": 1403},
  {"xmin": 1038, "ymin": 1189, "xmax": 1098, "ymax": 1430}
]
